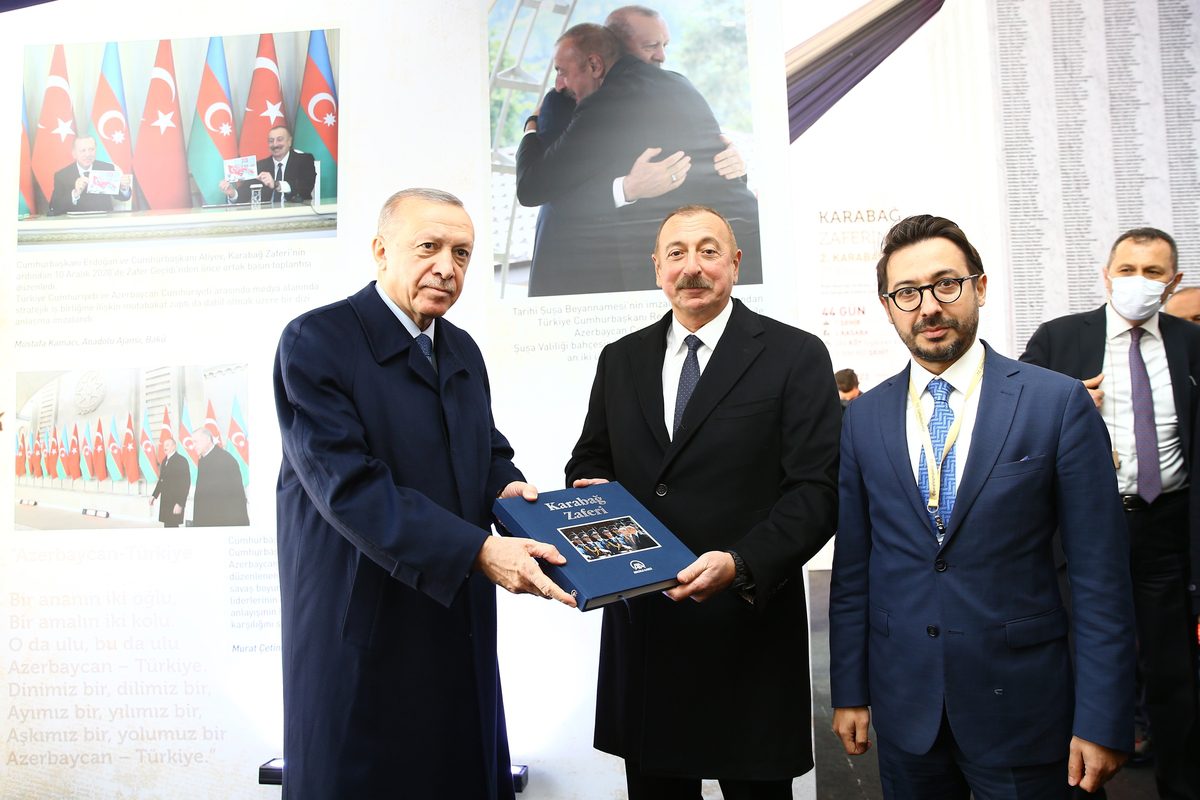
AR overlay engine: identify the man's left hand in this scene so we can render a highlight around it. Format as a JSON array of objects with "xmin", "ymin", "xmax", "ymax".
[
  {"xmin": 1067, "ymin": 735, "xmax": 1126, "ymax": 793},
  {"xmin": 499, "ymin": 481, "xmax": 538, "ymax": 502},
  {"xmin": 665, "ymin": 550, "xmax": 735, "ymax": 602}
]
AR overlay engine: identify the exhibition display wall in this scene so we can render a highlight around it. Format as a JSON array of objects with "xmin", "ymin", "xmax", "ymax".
[{"xmin": 2, "ymin": 1, "xmax": 1196, "ymax": 798}]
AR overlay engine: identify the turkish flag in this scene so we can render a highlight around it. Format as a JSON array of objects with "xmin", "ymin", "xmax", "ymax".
[
  {"xmin": 46, "ymin": 427, "xmax": 60, "ymax": 477},
  {"xmin": 16, "ymin": 435, "xmax": 27, "ymax": 477},
  {"xmin": 239, "ymin": 33, "xmax": 286, "ymax": 161},
  {"xmin": 159, "ymin": 407, "xmax": 173, "ymax": 462},
  {"xmin": 122, "ymin": 413, "xmax": 140, "ymax": 482},
  {"xmin": 31, "ymin": 437, "xmax": 44, "ymax": 478},
  {"xmin": 92, "ymin": 420, "xmax": 108, "ymax": 481},
  {"xmin": 133, "ymin": 40, "xmax": 190, "ymax": 210},
  {"xmin": 204, "ymin": 400, "xmax": 222, "ymax": 441},
  {"xmin": 30, "ymin": 44, "xmax": 76, "ymax": 209},
  {"xmin": 67, "ymin": 424, "xmax": 83, "ymax": 479}
]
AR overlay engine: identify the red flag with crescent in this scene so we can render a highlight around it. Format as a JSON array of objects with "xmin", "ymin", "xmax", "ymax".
[
  {"xmin": 133, "ymin": 40, "xmax": 190, "ymax": 210},
  {"xmin": 239, "ymin": 34, "xmax": 286, "ymax": 161},
  {"xmin": 30, "ymin": 44, "xmax": 76, "ymax": 208}
]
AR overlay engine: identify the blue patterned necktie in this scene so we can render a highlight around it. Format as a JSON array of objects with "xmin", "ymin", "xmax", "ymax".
[
  {"xmin": 917, "ymin": 377, "xmax": 956, "ymax": 542},
  {"xmin": 1128, "ymin": 327, "xmax": 1161, "ymax": 503},
  {"xmin": 673, "ymin": 334, "xmax": 702, "ymax": 436},
  {"xmin": 415, "ymin": 333, "xmax": 435, "ymax": 371}
]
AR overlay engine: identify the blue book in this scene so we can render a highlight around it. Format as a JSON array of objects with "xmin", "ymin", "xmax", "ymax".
[{"xmin": 492, "ymin": 482, "xmax": 696, "ymax": 611}]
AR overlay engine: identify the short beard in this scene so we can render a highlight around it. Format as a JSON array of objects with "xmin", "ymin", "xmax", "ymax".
[{"xmin": 901, "ymin": 312, "xmax": 978, "ymax": 364}]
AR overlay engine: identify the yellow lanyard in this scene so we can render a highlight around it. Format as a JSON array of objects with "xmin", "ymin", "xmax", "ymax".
[{"xmin": 907, "ymin": 358, "xmax": 985, "ymax": 512}]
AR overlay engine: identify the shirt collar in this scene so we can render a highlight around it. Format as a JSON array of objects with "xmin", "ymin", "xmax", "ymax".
[
  {"xmin": 1104, "ymin": 301, "xmax": 1161, "ymax": 342},
  {"xmin": 909, "ymin": 337, "xmax": 985, "ymax": 395},
  {"xmin": 666, "ymin": 299, "xmax": 733, "ymax": 354},
  {"xmin": 273, "ymin": 151, "xmax": 290, "ymax": 170},
  {"xmin": 375, "ymin": 282, "xmax": 435, "ymax": 344}
]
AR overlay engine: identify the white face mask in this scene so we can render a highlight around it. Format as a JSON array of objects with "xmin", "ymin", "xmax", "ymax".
[{"xmin": 1109, "ymin": 275, "xmax": 1168, "ymax": 322}]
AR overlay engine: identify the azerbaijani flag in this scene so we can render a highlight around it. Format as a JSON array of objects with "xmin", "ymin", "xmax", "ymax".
[
  {"xmin": 133, "ymin": 40, "xmax": 190, "ymax": 210},
  {"xmin": 106, "ymin": 415, "xmax": 124, "ymax": 481},
  {"xmin": 57, "ymin": 429, "xmax": 70, "ymax": 480},
  {"xmin": 293, "ymin": 30, "xmax": 338, "ymax": 202},
  {"xmin": 239, "ymin": 33, "xmax": 286, "ymax": 162},
  {"xmin": 19, "ymin": 94, "xmax": 35, "ymax": 218},
  {"xmin": 139, "ymin": 409, "xmax": 159, "ymax": 480},
  {"xmin": 90, "ymin": 42, "xmax": 133, "ymax": 174},
  {"xmin": 228, "ymin": 396, "xmax": 249, "ymax": 486},
  {"xmin": 187, "ymin": 37, "xmax": 238, "ymax": 205}
]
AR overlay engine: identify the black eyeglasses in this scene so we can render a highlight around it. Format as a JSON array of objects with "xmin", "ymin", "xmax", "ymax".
[{"xmin": 881, "ymin": 274, "xmax": 981, "ymax": 312}]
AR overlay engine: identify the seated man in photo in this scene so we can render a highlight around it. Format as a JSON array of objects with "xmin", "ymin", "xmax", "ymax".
[
  {"xmin": 219, "ymin": 125, "xmax": 315, "ymax": 205},
  {"xmin": 48, "ymin": 136, "xmax": 132, "ymax": 215}
]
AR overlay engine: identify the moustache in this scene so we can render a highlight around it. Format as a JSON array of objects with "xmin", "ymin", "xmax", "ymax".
[
  {"xmin": 675, "ymin": 275, "xmax": 713, "ymax": 290},
  {"xmin": 912, "ymin": 314, "xmax": 959, "ymax": 333},
  {"xmin": 420, "ymin": 279, "xmax": 457, "ymax": 293}
]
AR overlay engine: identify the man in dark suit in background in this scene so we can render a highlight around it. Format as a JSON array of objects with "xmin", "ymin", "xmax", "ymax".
[
  {"xmin": 149, "ymin": 437, "xmax": 190, "ymax": 528},
  {"xmin": 831, "ymin": 214, "xmax": 1135, "ymax": 798},
  {"xmin": 219, "ymin": 125, "xmax": 316, "ymax": 205},
  {"xmin": 273, "ymin": 188, "xmax": 574, "ymax": 799},
  {"xmin": 518, "ymin": 24, "xmax": 761, "ymax": 295},
  {"xmin": 1021, "ymin": 227, "xmax": 1200, "ymax": 800},
  {"xmin": 567, "ymin": 205, "xmax": 838, "ymax": 798},
  {"xmin": 48, "ymin": 136, "xmax": 131, "ymax": 215},
  {"xmin": 190, "ymin": 428, "xmax": 248, "ymax": 527}
]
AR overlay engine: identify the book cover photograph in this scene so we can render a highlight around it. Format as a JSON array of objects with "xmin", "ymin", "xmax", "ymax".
[{"xmin": 492, "ymin": 482, "xmax": 696, "ymax": 611}]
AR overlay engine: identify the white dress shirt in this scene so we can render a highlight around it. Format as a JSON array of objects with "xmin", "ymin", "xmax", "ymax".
[
  {"xmin": 905, "ymin": 338, "xmax": 986, "ymax": 491},
  {"xmin": 662, "ymin": 300, "xmax": 733, "ymax": 439},
  {"xmin": 1100, "ymin": 304, "xmax": 1184, "ymax": 495}
]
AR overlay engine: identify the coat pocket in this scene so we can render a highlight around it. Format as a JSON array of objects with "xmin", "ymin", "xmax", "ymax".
[
  {"xmin": 869, "ymin": 606, "xmax": 890, "ymax": 637},
  {"xmin": 1004, "ymin": 606, "xmax": 1067, "ymax": 648},
  {"xmin": 341, "ymin": 553, "xmax": 385, "ymax": 649},
  {"xmin": 990, "ymin": 455, "xmax": 1046, "ymax": 478}
]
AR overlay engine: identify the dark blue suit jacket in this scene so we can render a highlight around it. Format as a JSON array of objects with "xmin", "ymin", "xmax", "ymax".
[
  {"xmin": 830, "ymin": 344, "xmax": 1135, "ymax": 766},
  {"xmin": 273, "ymin": 283, "xmax": 521, "ymax": 799}
]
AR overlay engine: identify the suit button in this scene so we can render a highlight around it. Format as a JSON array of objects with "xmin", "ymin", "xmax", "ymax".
[
  {"xmin": 655, "ymin": 484, "xmax": 667, "ymax": 497},
  {"xmin": 926, "ymin": 625, "xmax": 939, "ymax": 637},
  {"xmin": 934, "ymin": 558, "xmax": 947, "ymax": 572}
]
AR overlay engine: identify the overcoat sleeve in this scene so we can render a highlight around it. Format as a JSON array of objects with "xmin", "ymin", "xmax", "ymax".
[{"xmin": 275, "ymin": 314, "xmax": 520, "ymax": 608}]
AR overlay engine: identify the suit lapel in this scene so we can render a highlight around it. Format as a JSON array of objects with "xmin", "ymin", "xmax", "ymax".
[
  {"xmin": 348, "ymin": 282, "xmax": 438, "ymax": 390},
  {"xmin": 662, "ymin": 301, "xmax": 761, "ymax": 470},
  {"xmin": 941, "ymin": 346, "xmax": 1021, "ymax": 548},
  {"xmin": 630, "ymin": 313, "xmax": 671, "ymax": 451},
  {"xmin": 879, "ymin": 366, "xmax": 932, "ymax": 528}
]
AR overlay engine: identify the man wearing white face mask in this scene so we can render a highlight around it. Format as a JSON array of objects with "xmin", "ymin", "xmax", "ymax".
[{"xmin": 1022, "ymin": 227, "xmax": 1200, "ymax": 800}]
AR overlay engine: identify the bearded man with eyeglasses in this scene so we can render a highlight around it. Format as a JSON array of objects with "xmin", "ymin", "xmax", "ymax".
[{"xmin": 830, "ymin": 214, "xmax": 1136, "ymax": 799}]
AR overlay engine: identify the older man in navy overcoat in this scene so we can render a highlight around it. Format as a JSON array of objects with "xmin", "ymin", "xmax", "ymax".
[{"xmin": 274, "ymin": 188, "xmax": 574, "ymax": 799}]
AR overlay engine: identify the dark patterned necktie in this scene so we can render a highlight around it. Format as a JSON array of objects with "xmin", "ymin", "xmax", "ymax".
[
  {"xmin": 673, "ymin": 335, "xmax": 702, "ymax": 436},
  {"xmin": 1129, "ymin": 327, "xmax": 1161, "ymax": 503},
  {"xmin": 274, "ymin": 162, "xmax": 283, "ymax": 202},
  {"xmin": 415, "ymin": 333, "xmax": 434, "ymax": 371}
]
